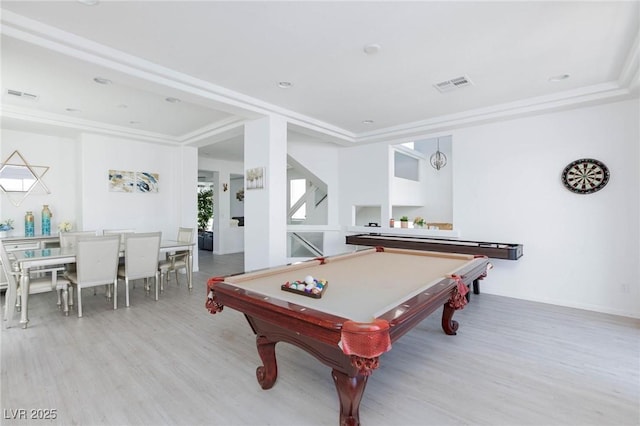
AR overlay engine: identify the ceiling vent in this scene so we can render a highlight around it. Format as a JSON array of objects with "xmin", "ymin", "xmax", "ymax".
[
  {"xmin": 6, "ymin": 89, "xmax": 39, "ymax": 101},
  {"xmin": 433, "ymin": 75, "xmax": 473, "ymax": 93}
]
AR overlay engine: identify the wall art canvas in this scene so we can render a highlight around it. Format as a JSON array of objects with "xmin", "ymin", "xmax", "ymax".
[
  {"xmin": 109, "ymin": 170, "xmax": 135, "ymax": 192},
  {"xmin": 109, "ymin": 170, "xmax": 159, "ymax": 193},
  {"xmin": 136, "ymin": 172, "xmax": 159, "ymax": 193},
  {"xmin": 246, "ymin": 167, "xmax": 265, "ymax": 190}
]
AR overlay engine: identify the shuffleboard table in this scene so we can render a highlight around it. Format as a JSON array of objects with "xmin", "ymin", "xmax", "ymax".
[{"xmin": 206, "ymin": 247, "xmax": 491, "ymax": 425}]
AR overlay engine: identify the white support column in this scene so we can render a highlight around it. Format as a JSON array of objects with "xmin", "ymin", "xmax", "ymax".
[
  {"xmin": 244, "ymin": 116, "xmax": 288, "ymax": 271},
  {"xmin": 179, "ymin": 145, "xmax": 199, "ymax": 271}
]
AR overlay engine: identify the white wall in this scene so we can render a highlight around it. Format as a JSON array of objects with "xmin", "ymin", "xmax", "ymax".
[
  {"xmin": 414, "ymin": 136, "xmax": 453, "ymax": 222},
  {"xmin": 0, "ymin": 130, "xmax": 79, "ymax": 232},
  {"xmin": 80, "ymin": 134, "xmax": 186, "ymax": 236},
  {"xmin": 337, "ymin": 99, "xmax": 639, "ymax": 318},
  {"xmin": 338, "ymin": 142, "xmax": 390, "ymax": 226},
  {"xmin": 451, "ymin": 99, "xmax": 639, "ymax": 317},
  {"xmin": 244, "ymin": 116, "xmax": 288, "ymax": 271}
]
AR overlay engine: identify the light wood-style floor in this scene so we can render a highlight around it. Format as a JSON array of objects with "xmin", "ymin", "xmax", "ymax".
[{"xmin": 2, "ymin": 251, "xmax": 639, "ymax": 426}]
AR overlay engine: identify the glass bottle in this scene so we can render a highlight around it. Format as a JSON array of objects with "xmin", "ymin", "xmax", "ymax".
[
  {"xmin": 25, "ymin": 211, "xmax": 35, "ymax": 237},
  {"xmin": 42, "ymin": 205, "xmax": 52, "ymax": 236}
]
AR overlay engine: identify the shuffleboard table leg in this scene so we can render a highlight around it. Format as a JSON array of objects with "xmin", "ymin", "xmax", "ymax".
[
  {"xmin": 255, "ymin": 335, "xmax": 278, "ymax": 389},
  {"xmin": 441, "ymin": 304, "xmax": 459, "ymax": 335},
  {"xmin": 331, "ymin": 369, "xmax": 368, "ymax": 426}
]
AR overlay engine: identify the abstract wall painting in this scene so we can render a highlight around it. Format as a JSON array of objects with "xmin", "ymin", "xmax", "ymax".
[
  {"xmin": 136, "ymin": 172, "xmax": 159, "ymax": 193},
  {"xmin": 109, "ymin": 170, "xmax": 159, "ymax": 193},
  {"xmin": 109, "ymin": 170, "xmax": 135, "ymax": 192}
]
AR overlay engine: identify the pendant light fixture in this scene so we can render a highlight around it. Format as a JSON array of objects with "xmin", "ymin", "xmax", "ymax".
[{"xmin": 430, "ymin": 138, "xmax": 447, "ymax": 171}]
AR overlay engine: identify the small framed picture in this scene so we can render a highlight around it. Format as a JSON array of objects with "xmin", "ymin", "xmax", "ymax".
[{"xmin": 246, "ymin": 167, "xmax": 265, "ymax": 190}]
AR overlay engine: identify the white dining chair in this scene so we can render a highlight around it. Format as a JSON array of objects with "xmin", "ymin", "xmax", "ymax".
[
  {"xmin": 59, "ymin": 230, "xmax": 99, "ymax": 300},
  {"xmin": 1, "ymin": 244, "xmax": 70, "ymax": 328},
  {"xmin": 117, "ymin": 232, "xmax": 161, "ymax": 307},
  {"xmin": 102, "ymin": 229, "xmax": 135, "ymax": 245},
  {"xmin": 158, "ymin": 227, "xmax": 193, "ymax": 291},
  {"xmin": 59, "ymin": 230, "xmax": 99, "ymax": 250},
  {"xmin": 66, "ymin": 235, "xmax": 120, "ymax": 318}
]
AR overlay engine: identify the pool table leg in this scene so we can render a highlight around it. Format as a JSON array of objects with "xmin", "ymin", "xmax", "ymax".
[
  {"xmin": 472, "ymin": 278, "xmax": 480, "ymax": 295},
  {"xmin": 331, "ymin": 369, "xmax": 367, "ymax": 426},
  {"xmin": 441, "ymin": 304, "xmax": 459, "ymax": 335},
  {"xmin": 255, "ymin": 335, "xmax": 278, "ymax": 389}
]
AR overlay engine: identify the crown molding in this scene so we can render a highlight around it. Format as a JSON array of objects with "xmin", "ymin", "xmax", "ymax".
[
  {"xmin": 179, "ymin": 117, "xmax": 246, "ymax": 145},
  {"xmin": 354, "ymin": 82, "xmax": 636, "ymax": 145},
  {"xmin": 1, "ymin": 105, "xmax": 180, "ymax": 144},
  {"xmin": 618, "ymin": 31, "xmax": 640, "ymax": 91},
  {"xmin": 1, "ymin": 10, "xmax": 356, "ymax": 144}
]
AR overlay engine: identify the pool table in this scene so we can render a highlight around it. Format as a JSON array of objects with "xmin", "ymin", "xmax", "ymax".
[{"xmin": 206, "ymin": 247, "xmax": 491, "ymax": 425}]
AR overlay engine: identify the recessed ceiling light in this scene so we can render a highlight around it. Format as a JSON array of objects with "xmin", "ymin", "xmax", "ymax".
[
  {"xmin": 362, "ymin": 120, "xmax": 374, "ymax": 124},
  {"xmin": 65, "ymin": 108, "xmax": 81, "ymax": 112},
  {"xmin": 549, "ymin": 74, "xmax": 570, "ymax": 82},
  {"xmin": 277, "ymin": 81, "xmax": 293, "ymax": 89},
  {"xmin": 93, "ymin": 77, "xmax": 112, "ymax": 85},
  {"xmin": 363, "ymin": 43, "xmax": 381, "ymax": 55},
  {"xmin": 165, "ymin": 97, "xmax": 181, "ymax": 103},
  {"xmin": 77, "ymin": 0, "xmax": 100, "ymax": 5}
]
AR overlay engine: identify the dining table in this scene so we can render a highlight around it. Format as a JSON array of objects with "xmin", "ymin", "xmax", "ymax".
[{"xmin": 5, "ymin": 239, "xmax": 195, "ymax": 329}]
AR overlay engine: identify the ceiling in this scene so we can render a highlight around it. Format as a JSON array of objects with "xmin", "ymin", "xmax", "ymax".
[{"xmin": 1, "ymin": 1, "xmax": 638, "ymax": 161}]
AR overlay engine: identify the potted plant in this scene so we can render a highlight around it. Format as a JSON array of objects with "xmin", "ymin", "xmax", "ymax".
[
  {"xmin": 400, "ymin": 216, "xmax": 409, "ymax": 228},
  {"xmin": 0, "ymin": 219, "xmax": 14, "ymax": 238},
  {"xmin": 197, "ymin": 188, "xmax": 214, "ymax": 250},
  {"xmin": 413, "ymin": 216, "xmax": 426, "ymax": 228},
  {"xmin": 197, "ymin": 188, "xmax": 213, "ymax": 232}
]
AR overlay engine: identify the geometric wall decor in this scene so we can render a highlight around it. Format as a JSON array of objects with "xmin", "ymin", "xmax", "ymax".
[{"xmin": 0, "ymin": 150, "xmax": 50, "ymax": 206}]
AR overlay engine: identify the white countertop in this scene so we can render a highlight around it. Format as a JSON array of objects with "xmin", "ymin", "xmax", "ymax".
[{"xmin": 345, "ymin": 225, "xmax": 460, "ymax": 238}]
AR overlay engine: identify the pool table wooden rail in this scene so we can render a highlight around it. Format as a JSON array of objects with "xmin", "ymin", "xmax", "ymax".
[{"xmin": 382, "ymin": 254, "xmax": 490, "ymax": 339}]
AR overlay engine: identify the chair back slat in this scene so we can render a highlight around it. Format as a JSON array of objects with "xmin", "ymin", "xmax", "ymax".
[
  {"xmin": 123, "ymin": 232, "xmax": 161, "ymax": 279},
  {"xmin": 103, "ymin": 229, "xmax": 135, "ymax": 245},
  {"xmin": 177, "ymin": 227, "xmax": 194, "ymax": 244},
  {"xmin": 76, "ymin": 236, "xmax": 120, "ymax": 286},
  {"xmin": 59, "ymin": 231, "xmax": 97, "ymax": 249}
]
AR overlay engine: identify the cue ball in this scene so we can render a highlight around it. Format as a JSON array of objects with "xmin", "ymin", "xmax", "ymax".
[{"xmin": 304, "ymin": 275, "xmax": 315, "ymax": 285}]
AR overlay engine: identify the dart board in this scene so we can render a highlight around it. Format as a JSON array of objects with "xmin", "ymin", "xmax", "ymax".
[{"xmin": 561, "ymin": 158, "xmax": 610, "ymax": 194}]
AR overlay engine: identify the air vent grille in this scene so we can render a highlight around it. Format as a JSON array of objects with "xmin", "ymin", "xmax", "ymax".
[
  {"xmin": 6, "ymin": 89, "xmax": 39, "ymax": 101},
  {"xmin": 434, "ymin": 75, "xmax": 473, "ymax": 93}
]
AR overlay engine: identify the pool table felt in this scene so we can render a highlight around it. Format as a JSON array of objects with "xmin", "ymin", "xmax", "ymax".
[{"xmin": 223, "ymin": 248, "xmax": 476, "ymax": 322}]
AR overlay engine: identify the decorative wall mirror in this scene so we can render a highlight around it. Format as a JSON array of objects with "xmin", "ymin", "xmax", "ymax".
[{"xmin": 0, "ymin": 150, "xmax": 50, "ymax": 206}]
